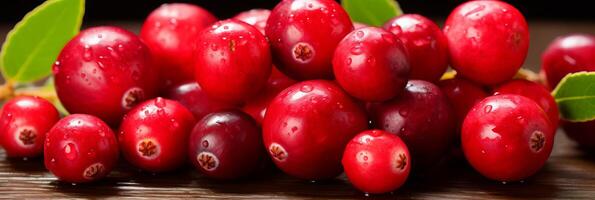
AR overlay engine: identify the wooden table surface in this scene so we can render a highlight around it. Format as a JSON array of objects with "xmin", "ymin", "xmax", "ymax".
[{"xmin": 1, "ymin": 21, "xmax": 595, "ymax": 199}]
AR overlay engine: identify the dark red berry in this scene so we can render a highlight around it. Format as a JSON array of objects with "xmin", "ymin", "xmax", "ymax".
[
  {"xmin": 165, "ymin": 82, "xmax": 237, "ymax": 120},
  {"xmin": 233, "ymin": 9, "xmax": 270, "ymax": 35},
  {"xmin": 44, "ymin": 114, "xmax": 119, "ymax": 183},
  {"xmin": 119, "ymin": 97, "xmax": 196, "ymax": 172},
  {"xmin": 562, "ymin": 120, "xmax": 595, "ymax": 148},
  {"xmin": 541, "ymin": 34, "xmax": 595, "ymax": 89},
  {"xmin": 444, "ymin": 1, "xmax": 529, "ymax": 85},
  {"xmin": 462, "ymin": 94, "xmax": 554, "ymax": 181},
  {"xmin": 494, "ymin": 79, "xmax": 559, "ymax": 130},
  {"xmin": 141, "ymin": 3, "xmax": 217, "ymax": 90},
  {"xmin": 53, "ymin": 26, "xmax": 158, "ymax": 126},
  {"xmin": 342, "ymin": 130, "xmax": 410, "ymax": 194},
  {"xmin": 438, "ymin": 78, "xmax": 489, "ymax": 133},
  {"xmin": 332, "ymin": 27, "xmax": 410, "ymax": 102},
  {"xmin": 368, "ymin": 80, "xmax": 454, "ymax": 170},
  {"xmin": 383, "ymin": 14, "xmax": 448, "ymax": 82},
  {"xmin": 263, "ymin": 80, "xmax": 368, "ymax": 180},
  {"xmin": 188, "ymin": 110, "xmax": 265, "ymax": 179},
  {"xmin": 242, "ymin": 67, "xmax": 296, "ymax": 124},
  {"xmin": 266, "ymin": 0, "xmax": 354, "ymax": 80},
  {"xmin": 195, "ymin": 19, "xmax": 272, "ymax": 104},
  {"xmin": 0, "ymin": 96, "xmax": 59, "ymax": 158}
]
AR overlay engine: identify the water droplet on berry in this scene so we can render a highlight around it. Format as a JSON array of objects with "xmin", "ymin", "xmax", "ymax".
[
  {"xmin": 300, "ymin": 85, "xmax": 313, "ymax": 92},
  {"xmin": 154, "ymin": 97, "xmax": 166, "ymax": 108},
  {"xmin": 64, "ymin": 143, "xmax": 77, "ymax": 161},
  {"xmin": 350, "ymin": 45, "xmax": 363, "ymax": 55},
  {"xmin": 355, "ymin": 30, "xmax": 364, "ymax": 39},
  {"xmin": 83, "ymin": 45, "xmax": 93, "ymax": 61},
  {"xmin": 484, "ymin": 105, "xmax": 493, "ymax": 113}
]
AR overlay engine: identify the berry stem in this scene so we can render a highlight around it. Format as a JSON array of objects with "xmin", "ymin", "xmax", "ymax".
[{"xmin": 0, "ymin": 81, "xmax": 15, "ymax": 101}]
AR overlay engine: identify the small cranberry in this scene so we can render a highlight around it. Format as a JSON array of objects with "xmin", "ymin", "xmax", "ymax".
[
  {"xmin": 540, "ymin": 34, "xmax": 595, "ymax": 89},
  {"xmin": 165, "ymin": 82, "xmax": 237, "ymax": 120},
  {"xmin": 562, "ymin": 120, "xmax": 595, "ymax": 149}
]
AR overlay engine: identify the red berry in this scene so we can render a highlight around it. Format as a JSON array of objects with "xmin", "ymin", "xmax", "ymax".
[
  {"xmin": 541, "ymin": 34, "xmax": 595, "ymax": 89},
  {"xmin": 368, "ymin": 80, "xmax": 454, "ymax": 170},
  {"xmin": 188, "ymin": 110, "xmax": 265, "ymax": 179},
  {"xmin": 242, "ymin": 67, "xmax": 296, "ymax": 124},
  {"xmin": 195, "ymin": 19, "xmax": 272, "ymax": 104},
  {"xmin": 165, "ymin": 82, "xmax": 237, "ymax": 120},
  {"xmin": 493, "ymin": 79, "xmax": 559, "ymax": 130},
  {"xmin": 562, "ymin": 120, "xmax": 595, "ymax": 148},
  {"xmin": 233, "ymin": 9, "xmax": 270, "ymax": 35},
  {"xmin": 119, "ymin": 97, "xmax": 196, "ymax": 172},
  {"xmin": 53, "ymin": 26, "xmax": 158, "ymax": 126},
  {"xmin": 263, "ymin": 80, "xmax": 368, "ymax": 179},
  {"xmin": 383, "ymin": 14, "xmax": 448, "ymax": 82},
  {"xmin": 44, "ymin": 114, "xmax": 119, "ymax": 183},
  {"xmin": 342, "ymin": 130, "xmax": 410, "ymax": 194},
  {"xmin": 0, "ymin": 96, "xmax": 59, "ymax": 158},
  {"xmin": 141, "ymin": 3, "xmax": 217, "ymax": 90},
  {"xmin": 444, "ymin": 1, "xmax": 529, "ymax": 85},
  {"xmin": 266, "ymin": 0, "xmax": 354, "ymax": 80},
  {"xmin": 333, "ymin": 27, "xmax": 410, "ymax": 102},
  {"xmin": 438, "ymin": 78, "xmax": 489, "ymax": 132},
  {"xmin": 462, "ymin": 94, "xmax": 554, "ymax": 181}
]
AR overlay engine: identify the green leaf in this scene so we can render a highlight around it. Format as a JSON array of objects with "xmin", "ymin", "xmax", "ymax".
[
  {"xmin": 552, "ymin": 72, "xmax": 595, "ymax": 122},
  {"xmin": 0, "ymin": 0, "xmax": 85, "ymax": 83},
  {"xmin": 342, "ymin": 0, "xmax": 403, "ymax": 26}
]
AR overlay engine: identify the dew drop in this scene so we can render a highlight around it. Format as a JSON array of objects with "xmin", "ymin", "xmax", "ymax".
[
  {"xmin": 350, "ymin": 45, "xmax": 363, "ymax": 55},
  {"xmin": 363, "ymin": 155, "xmax": 368, "ymax": 161},
  {"xmin": 346, "ymin": 58, "xmax": 352, "ymax": 65},
  {"xmin": 484, "ymin": 105, "xmax": 493, "ymax": 113},
  {"xmin": 64, "ymin": 143, "xmax": 77, "ymax": 161},
  {"xmin": 80, "ymin": 73, "xmax": 86, "ymax": 79},
  {"xmin": 154, "ymin": 97, "xmax": 166, "ymax": 108},
  {"xmin": 291, "ymin": 126, "xmax": 298, "ymax": 133},
  {"xmin": 355, "ymin": 30, "xmax": 364, "ymax": 38},
  {"xmin": 97, "ymin": 34, "xmax": 103, "ymax": 39},
  {"xmin": 300, "ymin": 85, "xmax": 313, "ymax": 92},
  {"xmin": 83, "ymin": 45, "xmax": 93, "ymax": 61}
]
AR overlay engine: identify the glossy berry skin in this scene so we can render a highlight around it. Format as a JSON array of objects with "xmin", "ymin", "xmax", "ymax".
[
  {"xmin": 342, "ymin": 130, "xmax": 410, "ymax": 194},
  {"xmin": 462, "ymin": 95, "xmax": 554, "ymax": 181},
  {"xmin": 165, "ymin": 82, "xmax": 237, "ymax": 121},
  {"xmin": 263, "ymin": 80, "xmax": 368, "ymax": 180},
  {"xmin": 0, "ymin": 96, "xmax": 59, "ymax": 158},
  {"xmin": 188, "ymin": 110, "xmax": 265, "ymax": 179},
  {"xmin": 242, "ymin": 67, "xmax": 296, "ymax": 124},
  {"xmin": 233, "ymin": 9, "xmax": 270, "ymax": 35},
  {"xmin": 195, "ymin": 19, "xmax": 272, "ymax": 104},
  {"xmin": 562, "ymin": 120, "xmax": 595, "ymax": 148},
  {"xmin": 444, "ymin": 1, "xmax": 529, "ymax": 85},
  {"xmin": 54, "ymin": 26, "xmax": 158, "ymax": 126},
  {"xmin": 333, "ymin": 27, "xmax": 410, "ymax": 102},
  {"xmin": 266, "ymin": 0, "xmax": 354, "ymax": 80},
  {"xmin": 44, "ymin": 114, "xmax": 119, "ymax": 183},
  {"xmin": 541, "ymin": 34, "xmax": 595, "ymax": 89},
  {"xmin": 119, "ymin": 98, "xmax": 196, "ymax": 172},
  {"xmin": 141, "ymin": 3, "xmax": 217, "ymax": 90},
  {"xmin": 494, "ymin": 79, "xmax": 559, "ymax": 130},
  {"xmin": 383, "ymin": 14, "xmax": 448, "ymax": 82},
  {"xmin": 368, "ymin": 80, "xmax": 454, "ymax": 170},
  {"xmin": 438, "ymin": 78, "xmax": 488, "ymax": 133}
]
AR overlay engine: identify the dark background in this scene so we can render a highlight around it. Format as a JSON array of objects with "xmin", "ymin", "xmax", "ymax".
[{"xmin": 1, "ymin": 0, "xmax": 594, "ymax": 23}]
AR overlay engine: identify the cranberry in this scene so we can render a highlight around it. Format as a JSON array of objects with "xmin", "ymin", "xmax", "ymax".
[
  {"xmin": 383, "ymin": 14, "xmax": 448, "ymax": 82},
  {"xmin": 233, "ymin": 9, "xmax": 270, "ymax": 35},
  {"xmin": 44, "ymin": 114, "xmax": 119, "ymax": 183},
  {"xmin": 188, "ymin": 110, "xmax": 265, "ymax": 179},
  {"xmin": 242, "ymin": 67, "xmax": 296, "ymax": 124},
  {"xmin": 263, "ymin": 80, "xmax": 368, "ymax": 180},
  {"xmin": 0, "ymin": 96, "xmax": 59, "ymax": 158},
  {"xmin": 333, "ymin": 27, "xmax": 410, "ymax": 102},
  {"xmin": 438, "ymin": 78, "xmax": 489, "ymax": 132},
  {"xmin": 462, "ymin": 94, "xmax": 554, "ymax": 181},
  {"xmin": 195, "ymin": 19, "xmax": 271, "ymax": 104},
  {"xmin": 266, "ymin": 0, "xmax": 354, "ymax": 80},
  {"xmin": 562, "ymin": 120, "xmax": 595, "ymax": 148},
  {"xmin": 141, "ymin": 3, "xmax": 217, "ymax": 90},
  {"xmin": 165, "ymin": 82, "xmax": 237, "ymax": 121},
  {"xmin": 494, "ymin": 79, "xmax": 559, "ymax": 130},
  {"xmin": 54, "ymin": 26, "xmax": 158, "ymax": 126},
  {"xmin": 368, "ymin": 80, "xmax": 454, "ymax": 170},
  {"xmin": 541, "ymin": 34, "xmax": 595, "ymax": 89},
  {"xmin": 444, "ymin": 1, "xmax": 529, "ymax": 85},
  {"xmin": 342, "ymin": 130, "xmax": 410, "ymax": 194},
  {"xmin": 118, "ymin": 97, "xmax": 196, "ymax": 172}
]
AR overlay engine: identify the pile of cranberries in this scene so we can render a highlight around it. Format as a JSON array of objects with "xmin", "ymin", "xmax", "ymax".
[{"xmin": 1, "ymin": 0, "xmax": 594, "ymax": 195}]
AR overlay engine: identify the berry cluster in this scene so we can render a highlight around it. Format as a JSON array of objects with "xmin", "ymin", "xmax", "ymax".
[{"xmin": 1, "ymin": 0, "xmax": 593, "ymax": 195}]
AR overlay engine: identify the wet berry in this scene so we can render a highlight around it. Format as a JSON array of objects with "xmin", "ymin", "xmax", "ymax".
[{"xmin": 540, "ymin": 34, "xmax": 595, "ymax": 89}]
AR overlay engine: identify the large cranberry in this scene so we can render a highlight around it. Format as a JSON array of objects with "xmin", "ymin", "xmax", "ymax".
[
  {"xmin": 444, "ymin": 1, "xmax": 529, "ymax": 85},
  {"xmin": 368, "ymin": 80, "xmax": 454, "ymax": 170},
  {"xmin": 188, "ymin": 110, "xmax": 265, "ymax": 179},
  {"xmin": 53, "ymin": 26, "xmax": 158, "ymax": 126},
  {"xmin": 165, "ymin": 82, "xmax": 237, "ymax": 121},
  {"xmin": 0, "ymin": 96, "xmax": 59, "ymax": 158},
  {"xmin": 242, "ymin": 67, "xmax": 296, "ymax": 124},
  {"xmin": 462, "ymin": 94, "xmax": 554, "ymax": 181},
  {"xmin": 263, "ymin": 80, "xmax": 368, "ymax": 180},
  {"xmin": 333, "ymin": 27, "xmax": 410, "ymax": 102},
  {"xmin": 266, "ymin": 0, "xmax": 354, "ymax": 80},
  {"xmin": 141, "ymin": 3, "xmax": 217, "ymax": 90},
  {"xmin": 563, "ymin": 120, "xmax": 595, "ymax": 148},
  {"xmin": 383, "ymin": 14, "xmax": 448, "ymax": 82},
  {"xmin": 195, "ymin": 19, "xmax": 272, "ymax": 104},
  {"xmin": 541, "ymin": 34, "xmax": 595, "ymax": 89},
  {"xmin": 119, "ymin": 98, "xmax": 196, "ymax": 172},
  {"xmin": 44, "ymin": 114, "xmax": 119, "ymax": 183},
  {"xmin": 233, "ymin": 9, "xmax": 270, "ymax": 35}
]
